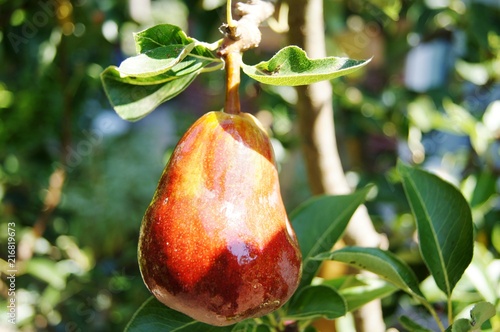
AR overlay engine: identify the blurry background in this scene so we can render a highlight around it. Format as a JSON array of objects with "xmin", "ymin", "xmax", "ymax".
[{"xmin": 0, "ymin": 0, "xmax": 499, "ymax": 331}]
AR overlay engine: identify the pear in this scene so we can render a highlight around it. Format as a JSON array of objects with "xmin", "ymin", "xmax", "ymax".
[{"xmin": 138, "ymin": 111, "xmax": 302, "ymax": 326}]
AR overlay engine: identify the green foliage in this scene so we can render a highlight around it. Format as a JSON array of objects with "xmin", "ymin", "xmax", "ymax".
[
  {"xmin": 398, "ymin": 162, "xmax": 474, "ymax": 297},
  {"xmin": 445, "ymin": 303, "xmax": 496, "ymax": 332},
  {"xmin": 124, "ymin": 297, "xmax": 233, "ymax": 332},
  {"xmin": 122, "ymin": 164, "xmax": 496, "ymax": 331},
  {"xmin": 399, "ymin": 315, "xmax": 434, "ymax": 332},
  {"xmin": 290, "ymin": 188, "xmax": 372, "ymax": 290},
  {"xmin": 101, "ymin": 24, "xmax": 222, "ymax": 121},
  {"xmin": 2, "ymin": 0, "xmax": 499, "ymax": 331},
  {"xmin": 125, "ymin": 188, "xmax": 369, "ymax": 330},
  {"xmin": 286, "ymin": 285, "xmax": 346, "ymax": 320},
  {"xmin": 101, "ymin": 69, "xmax": 198, "ymax": 121},
  {"xmin": 322, "ymin": 276, "xmax": 397, "ymax": 312},
  {"xmin": 101, "ymin": 24, "xmax": 369, "ymax": 121},
  {"xmin": 315, "ymin": 247, "xmax": 425, "ymax": 301},
  {"xmin": 241, "ymin": 46, "xmax": 371, "ymax": 86}
]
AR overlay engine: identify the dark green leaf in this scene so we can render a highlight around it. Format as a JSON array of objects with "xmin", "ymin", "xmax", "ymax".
[
  {"xmin": 315, "ymin": 247, "xmax": 425, "ymax": 300},
  {"xmin": 470, "ymin": 171, "xmax": 497, "ymax": 208},
  {"xmin": 398, "ymin": 162, "xmax": 474, "ymax": 297},
  {"xmin": 451, "ymin": 319, "xmax": 473, "ymax": 332},
  {"xmin": 290, "ymin": 187, "xmax": 372, "ymax": 291},
  {"xmin": 101, "ymin": 68, "xmax": 198, "ymax": 121},
  {"xmin": 232, "ymin": 321, "xmax": 272, "ymax": 332},
  {"xmin": 241, "ymin": 46, "xmax": 371, "ymax": 86},
  {"xmin": 399, "ymin": 315, "xmax": 434, "ymax": 332},
  {"xmin": 286, "ymin": 285, "xmax": 346, "ymax": 320},
  {"xmin": 322, "ymin": 275, "xmax": 398, "ymax": 312},
  {"xmin": 124, "ymin": 297, "xmax": 234, "ymax": 332}
]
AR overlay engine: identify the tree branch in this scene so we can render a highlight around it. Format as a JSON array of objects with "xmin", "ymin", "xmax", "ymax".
[
  {"xmin": 218, "ymin": 0, "xmax": 274, "ymax": 56},
  {"xmin": 287, "ymin": 0, "xmax": 387, "ymax": 331}
]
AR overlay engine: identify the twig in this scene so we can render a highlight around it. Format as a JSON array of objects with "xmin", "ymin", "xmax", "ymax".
[{"xmin": 218, "ymin": 0, "xmax": 274, "ymax": 56}]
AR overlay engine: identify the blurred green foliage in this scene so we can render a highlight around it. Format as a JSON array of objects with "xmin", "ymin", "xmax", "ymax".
[{"xmin": 0, "ymin": 0, "xmax": 499, "ymax": 331}]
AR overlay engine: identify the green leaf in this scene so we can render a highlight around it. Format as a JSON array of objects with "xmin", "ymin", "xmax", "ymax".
[
  {"xmin": 398, "ymin": 162, "xmax": 474, "ymax": 298},
  {"xmin": 451, "ymin": 319, "xmax": 473, "ymax": 332},
  {"xmin": 134, "ymin": 24, "xmax": 194, "ymax": 53},
  {"xmin": 286, "ymin": 285, "xmax": 346, "ymax": 320},
  {"xmin": 101, "ymin": 23, "xmax": 222, "ymax": 121},
  {"xmin": 101, "ymin": 68, "xmax": 198, "ymax": 121},
  {"xmin": 290, "ymin": 187, "xmax": 372, "ymax": 291},
  {"xmin": 470, "ymin": 171, "xmax": 497, "ymax": 208},
  {"xmin": 399, "ymin": 315, "xmax": 434, "ymax": 332},
  {"xmin": 104, "ymin": 54, "xmax": 220, "ymax": 87},
  {"xmin": 315, "ymin": 247, "xmax": 425, "ymax": 300},
  {"xmin": 241, "ymin": 46, "xmax": 371, "ymax": 86},
  {"xmin": 125, "ymin": 297, "xmax": 235, "ymax": 332},
  {"xmin": 133, "ymin": 24, "xmax": 219, "ymax": 58},
  {"xmin": 118, "ymin": 44, "xmax": 195, "ymax": 77},
  {"xmin": 322, "ymin": 275, "xmax": 398, "ymax": 312},
  {"xmin": 470, "ymin": 302, "xmax": 496, "ymax": 330},
  {"xmin": 232, "ymin": 321, "xmax": 272, "ymax": 332},
  {"xmin": 464, "ymin": 244, "xmax": 498, "ymax": 304}
]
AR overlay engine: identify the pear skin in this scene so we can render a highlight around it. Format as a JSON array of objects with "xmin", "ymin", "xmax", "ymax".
[{"xmin": 138, "ymin": 111, "xmax": 302, "ymax": 326}]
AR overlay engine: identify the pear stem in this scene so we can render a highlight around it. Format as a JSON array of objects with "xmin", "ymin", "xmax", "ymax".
[{"xmin": 224, "ymin": 51, "xmax": 241, "ymax": 114}]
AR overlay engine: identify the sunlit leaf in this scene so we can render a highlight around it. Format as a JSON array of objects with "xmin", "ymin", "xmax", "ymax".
[
  {"xmin": 398, "ymin": 162, "xmax": 474, "ymax": 298},
  {"xmin": 241, "ymin": 46, "xmax": 371, "ymax": 86},
  {"xmin": 470, "ymin": 302, "xmax": 496, "ymax": 330},
  {"xmin": 464, "ymin": 244, "xmax": 498, "ymax": 304},
  {"xmin": 101, "ymin": 23, "xmax": 222, "ymax": 121},
  {"xmin": 315, "ymin": 247, "xmax": 425, "ymax": 301},
  {"xmin": 290, "ymin": 187, "xmax": 372, "ymax": 291},
  {"xmin": 118, "ymin": 44, "xmax": 195, "ymax": 77},
  {"xmin": 286, "ymin": 285, "xmax": 346, "ymax": 320}
]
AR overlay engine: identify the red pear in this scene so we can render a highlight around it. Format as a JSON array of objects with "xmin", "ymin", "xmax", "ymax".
[{"xmin": 138, "ymin": 111, "xmax": 302, "ymax": 326}]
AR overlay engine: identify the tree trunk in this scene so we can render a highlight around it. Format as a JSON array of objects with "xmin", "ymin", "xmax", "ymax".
[{"xmin": 287, "ymin": 0, "xmax": 387, "ymax": 331}]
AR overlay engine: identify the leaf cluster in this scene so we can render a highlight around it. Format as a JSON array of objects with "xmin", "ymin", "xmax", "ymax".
[
  {"xmin": 100, "ymin": 24, "xmax": 370, "ymax": 122},
  {"xmin": 125, "ymin": 162, "xmax": 495, "ymax": 331}
]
